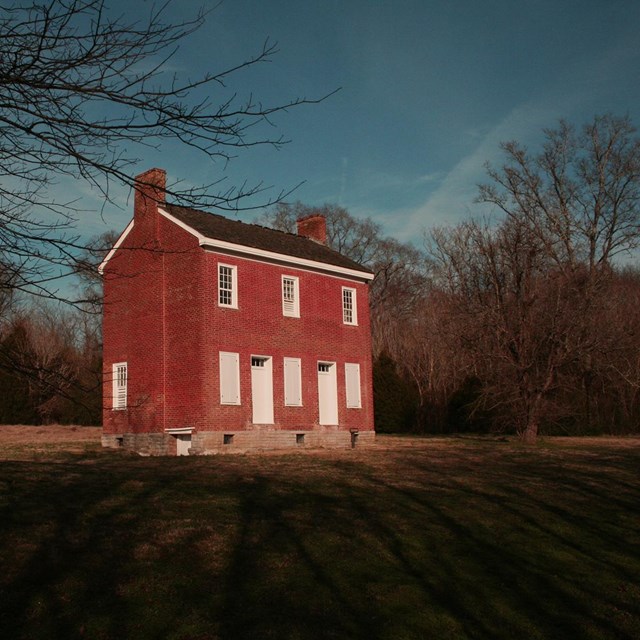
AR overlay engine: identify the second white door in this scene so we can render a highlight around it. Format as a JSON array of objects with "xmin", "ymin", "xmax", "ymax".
[
  {"xmin": 318, "ymin": 361, "xmax": 338, "ymax": 425},
  {"xmin": 251, "ymin": 356, "xmax": 274, "ymax": 424}
]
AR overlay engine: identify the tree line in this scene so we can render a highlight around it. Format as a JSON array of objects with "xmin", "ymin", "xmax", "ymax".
[
  {"xmin": 0, "ymin": 238, "xmax": 107, "ymax": 425},
  {"xmin": 260, "ymin": 115, "xmax": 640, "ymax": 442}
]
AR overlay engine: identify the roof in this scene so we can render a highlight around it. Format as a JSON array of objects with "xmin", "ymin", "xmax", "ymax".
[{"xmin": 162, "ymin": 203, "xmax": 373, "ymax": 277}]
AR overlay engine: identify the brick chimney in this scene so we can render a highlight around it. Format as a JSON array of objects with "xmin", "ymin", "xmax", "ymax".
[
  {"xmin": 134, "ymin": 168, "xmax": 166, "ymax": 224},
  {"xmin": 296, "ymin": 214, "xmax": 327, "ymax": 244}
]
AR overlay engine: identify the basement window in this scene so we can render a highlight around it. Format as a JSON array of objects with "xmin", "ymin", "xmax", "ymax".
[
  {"xmin": 223, "ymin": 434, "xmax": 234, "ymax": 445},
  {"xmin": 296, "ymin": 433, "xmax": 305, "ymax": 445}
]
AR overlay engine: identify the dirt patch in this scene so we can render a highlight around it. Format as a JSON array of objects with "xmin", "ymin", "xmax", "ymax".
[
  {"xmin": 0, "ymin": 425, "xmax": 102, "ymax": 461},
  {"xmin": 0, "ymin": 425, "xmax": 101, "ymax": 445}
]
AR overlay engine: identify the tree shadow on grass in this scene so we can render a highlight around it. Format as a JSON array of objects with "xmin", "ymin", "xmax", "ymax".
[
  {"xmin": 0, "ymin": 446, "xmax": 638, "ymax": 639},
  {"xmin": 381, "ymin": 446, "xmax": 640, "ymax": 638}
]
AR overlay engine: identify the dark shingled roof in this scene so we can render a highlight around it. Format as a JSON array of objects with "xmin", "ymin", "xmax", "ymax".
[{"xmin": 163, "ymin": 203, "xmax": 372, "ymax": 275}]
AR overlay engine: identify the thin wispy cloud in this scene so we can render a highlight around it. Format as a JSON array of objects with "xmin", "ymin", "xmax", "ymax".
[{"xmin": 394, "ymin": 78, "xmax": 614, "ymax": 242}]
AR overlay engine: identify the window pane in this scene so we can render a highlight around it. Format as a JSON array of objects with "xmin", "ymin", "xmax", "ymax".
[
  {"xmin": 219, "ymin": 265, "xmax": 235, "ymax": 307},
  {"xmin": 282, "ymin": 276, "xmax": 299, "ymax": 317},
  {"xmin": 342, "ymin": 288, "xmax": 356, "ymax": 324},
  {"xmin": 283, "ymin": 278, "xmax": 294, "ymax": 302}
]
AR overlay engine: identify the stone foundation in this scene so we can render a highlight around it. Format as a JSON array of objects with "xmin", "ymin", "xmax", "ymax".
[{"xmin": 102, "ymin": 428, "xmax": 375, "ymax": 456}]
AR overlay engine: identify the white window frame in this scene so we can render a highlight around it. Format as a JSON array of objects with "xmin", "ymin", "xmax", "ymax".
[
  {"xmin": 112, "ymin": 362, "xmax": 127, "ymax": 410},
  {"xmin": 283, "ymin": 357, "xmax": 302, "ymax": 406},
  {"xmin": 342, "ymin": 286, "xmax": 358, "ymax": 325},
  {"xmin": 218, "ymin": 263, "xmax": 238, "ymax": 308},
  {"xmin": 345, "ymin": 363, "xmax": 362, "ymax": 409},
  {"xmin": 282, "ymin": 275, "xmax": 300, "ymax": 318},
  {"xmin": 219, "ymin": 351, "xmax": 241, "ymax": 405}
]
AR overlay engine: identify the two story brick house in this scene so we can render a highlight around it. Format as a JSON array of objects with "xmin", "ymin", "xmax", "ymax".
[{"xmin": 100, "ymin": 169, "xmax": 375, "ymax": 455}]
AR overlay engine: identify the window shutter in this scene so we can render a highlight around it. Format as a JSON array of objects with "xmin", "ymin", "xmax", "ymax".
[
  {"xmin": 219, "ymin": 352, "xmax": 240, "ymax": 404},
  {"xmin": 345, "ymin": 363, "xmax": 361, "ymax": 408},
  {"xmin": 284, "ymin": 357, "xmax": 302, "ymax": 406}
]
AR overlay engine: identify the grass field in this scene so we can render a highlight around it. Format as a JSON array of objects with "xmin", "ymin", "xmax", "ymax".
[{"xmin": 0, "ymin": 426, "xmax": 638, "ymax": 639}]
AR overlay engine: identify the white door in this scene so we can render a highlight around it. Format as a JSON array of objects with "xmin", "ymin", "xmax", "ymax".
[
  {"xmin": 251, "ymin": 356, "xmax": 274, "ymax": 424},
  {"xmin": 176, "ymin": 434, "xmax": 191, "ymax": 456},
  {"xmin": 318, "ymin": 362, "xmax": 338, "ymax": 425}
]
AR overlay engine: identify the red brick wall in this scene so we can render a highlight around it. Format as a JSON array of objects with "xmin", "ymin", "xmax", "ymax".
[
  {"xmin": 103, "ymin": 196, "xmax": 374, "ymax": 436},
  {"xmin": 103, "ymin": 171, "xmax": 174, "ymax": 435},
  {"xmin": 200, "ymin": 251, "xmax": 374, "ymax": 433}
]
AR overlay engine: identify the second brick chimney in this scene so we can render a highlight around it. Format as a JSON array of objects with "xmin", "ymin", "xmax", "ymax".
[{"xmin": 296, "ymin": 214, "xmax": 327, "ymax": 245}]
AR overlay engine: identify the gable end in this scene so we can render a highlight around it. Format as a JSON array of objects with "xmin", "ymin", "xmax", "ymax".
[{"xmin": 98, "ymin": 219, "xmax": 135, "ymax": 275}]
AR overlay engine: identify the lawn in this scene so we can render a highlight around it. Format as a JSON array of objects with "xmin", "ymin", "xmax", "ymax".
[{"xmin": 0, "ymin": 427, "xmax": 638, "ymax": 640}]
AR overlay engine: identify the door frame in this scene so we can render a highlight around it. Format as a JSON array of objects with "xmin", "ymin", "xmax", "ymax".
[
  {"xmin": 251, "ymin": 355, "xmax": 274, "ymax": 424},
  {"xmin": 317, "ymin": 360, "xmax": 338, "ymax": 425}
]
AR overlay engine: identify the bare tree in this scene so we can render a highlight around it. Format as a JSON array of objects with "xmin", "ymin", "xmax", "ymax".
[
  {"xmin": 429, "ymin": 218, "xmax": 593, "ymax": 442},
  {"xmin": 1, "ymin": 305, "xmax": 74, "ymax": 421},
  {"xmin": 426, "ymin": 114, "xmax": 640, "ymax": 442},
  {"xmin": 0, "ymin": 261, "xmax": 17, "ymax": 330},
  {"xmin": 478, "ymin": 114, "xmax": 640, "ymax": 273},
  {"xmin": 0, "ymin": 0, "xmax": 330, "ymax": 303},
  {"xmin": 73, "ymin": 230, "xmax": 119, "ymax": 315}
]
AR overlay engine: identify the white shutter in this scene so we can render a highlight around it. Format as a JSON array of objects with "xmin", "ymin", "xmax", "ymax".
[
  {"xmin": 219, "ymin": 352, "xmax": 241, "ymax": 404},
  {"xmin": 112, "ymin": 362, "xmax": 127, "ymax": 410},
  {"xmin": 345, "ymin": 363, "xmax": 361, "ymax": 408},
  {"xmin": 284, "ymin": 357, "xmax": 302, "ymax": 406}
]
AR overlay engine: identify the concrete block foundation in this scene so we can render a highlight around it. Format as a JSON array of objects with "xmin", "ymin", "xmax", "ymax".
[{"xmin": 102, "ymin": 428, "xmax": 375, "ymax": 456}]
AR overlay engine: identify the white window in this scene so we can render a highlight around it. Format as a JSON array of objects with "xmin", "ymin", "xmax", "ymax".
[
  {"xmin": 345, "ymin": 363, "xmax": 362, "ymax": 408},
  {"xmin": 218, "ymin": 264, "xmax": 237, "ymax": 308},
  {"xmin": 112, "ymin": 362, "xmax": 127, "ymax": 410},
  {"xmin": 342, "ymin": 287, "xmax": 357, "ymax": 325},
  {"xmin": 284, "ymin": 357, "xmax": 302, "ymax": 406},
  {"xmin": 282, "ymin": 276, "xmax": 300, "ymax": 317},
  {"xmin": 219, "ymin": 351, "xmax": 241, "ymax": 404}
]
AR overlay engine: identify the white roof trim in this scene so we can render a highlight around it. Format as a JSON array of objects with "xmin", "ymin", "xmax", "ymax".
[
  {"xmin": 98, "ymin": 219, "xmax": 135, "ymax": 275},
  {"xmin": 158, "ymin": 207, "xmax": 374, "ymax": 282}
]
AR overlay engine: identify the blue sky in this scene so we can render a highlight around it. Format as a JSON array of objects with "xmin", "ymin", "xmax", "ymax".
[{"xmin": 82, "ymin": 0, "xmax": 640, "ymax": 246}]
